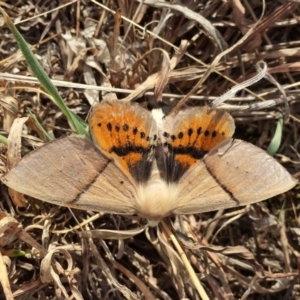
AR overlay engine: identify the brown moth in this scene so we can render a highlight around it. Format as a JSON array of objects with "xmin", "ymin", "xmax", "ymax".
[{"xmin": 1, "ymin": 100, "xmax": 297, "ymax": 225}]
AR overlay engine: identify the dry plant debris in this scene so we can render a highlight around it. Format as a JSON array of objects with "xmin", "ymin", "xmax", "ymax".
[{"xmin": 0, "ymin": 1, "xmax": 299, "ymax": 299}]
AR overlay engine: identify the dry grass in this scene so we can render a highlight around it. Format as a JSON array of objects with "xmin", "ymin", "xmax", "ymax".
[{"xmin": 0, "ymin": 1, "xmax": 299, "ymax": 299}]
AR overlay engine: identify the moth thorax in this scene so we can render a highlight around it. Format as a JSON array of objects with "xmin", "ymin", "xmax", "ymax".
[{"xmin": 136, "ymin": 180, "xmax": 179, "ymax": 225}]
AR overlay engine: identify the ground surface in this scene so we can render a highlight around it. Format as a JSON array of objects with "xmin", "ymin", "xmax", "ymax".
[{"xmin": 0, "ymin": 1, "xmax": 299, "ymax": 300}]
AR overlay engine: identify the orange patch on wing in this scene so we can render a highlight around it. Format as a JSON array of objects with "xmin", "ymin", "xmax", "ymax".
[
  {"xmin": 163, "ymin": 106, "xmax": 235, "ymax": 174},
  {"xmin": 89, "ymin": 100, "xmax": 157, "ymax": 183},
  {"xmin": 200, "ymin": 109, "xmax": 234, "ymax": 151},
  {"xmin": 119, "ymin": 152, "xmax": 143, "ymax": 172},
  {"xmin": 90, "ymin": 101, "xmax": 150, "ymax": 158},
  {"xmin": 169, "ymin": 107, "xmax": 234, "ymax": 152},
  {"xmin": 174, "ymin": 154, "xmax": 198, "ymax": 168}
]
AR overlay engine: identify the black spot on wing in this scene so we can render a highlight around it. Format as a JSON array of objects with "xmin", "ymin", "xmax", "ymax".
[
  {"xmin": 107, "ymin": 123, "xmax": 112, "ymax": 131},
  {"xmin": 178, "ymin": 132, "xmax": 184, "ymax": 139},
  {"xmin": 133, "ymin": 127, "xmax": 138, "ymax": 135}
]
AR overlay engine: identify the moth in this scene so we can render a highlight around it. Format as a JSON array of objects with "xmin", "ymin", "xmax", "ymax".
[{"xmin": 1, "ymin": 100, "xmax": 297, "ymax": 225}]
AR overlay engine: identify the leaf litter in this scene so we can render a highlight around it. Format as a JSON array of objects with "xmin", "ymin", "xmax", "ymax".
[{"xmin": 0, "ymin": 1, "xmax": 299, "ymax": 299}]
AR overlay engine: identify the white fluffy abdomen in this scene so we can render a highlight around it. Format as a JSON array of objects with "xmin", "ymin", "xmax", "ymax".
[{"xmin": 135, "ymin": 179, "xmax": 179, "ymax": 225}]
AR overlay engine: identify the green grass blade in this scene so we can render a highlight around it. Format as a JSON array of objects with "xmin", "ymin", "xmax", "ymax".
[
  {"xmin": 0, "ymin": 134, "xmax": 8, "ymax": 145},
  {"xmin": 27, "ymin": 109, "xmax": 53, "ymax": 141},
  {"xmin": 0, "ymin": 7, "xmax": 88, "ymax": 137},
  {"xmin": 267, "ymin": 115, "xmax": 283, "ymax": 156}
]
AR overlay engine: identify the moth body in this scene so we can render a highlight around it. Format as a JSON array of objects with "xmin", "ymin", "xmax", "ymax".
[
  {"xmin": 135, "ymin": 179, "xmax": 179, "ymax": 225},
  {"xmin": 1, "ymin": 100, "xmax": 297, "ymax": 226}
]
